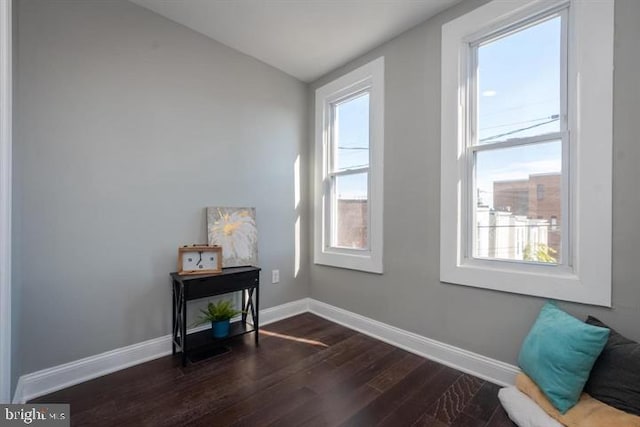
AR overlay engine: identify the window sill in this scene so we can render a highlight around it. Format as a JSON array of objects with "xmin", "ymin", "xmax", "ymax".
[
  {"xmin": 314, "ymin": 248, "xmax": 383, "ymax": 274},
  {"xmin": 441, "ymin": 259, "xmax": 611, "ymax": 307}
]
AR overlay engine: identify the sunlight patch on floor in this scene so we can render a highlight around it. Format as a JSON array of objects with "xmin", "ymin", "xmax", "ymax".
[{"xmin": 259, "ymin": 329, "xmax": 329, "ymax": 348}]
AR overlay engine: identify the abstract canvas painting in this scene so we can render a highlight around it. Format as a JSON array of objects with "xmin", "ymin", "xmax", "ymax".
[{"xmin": 207, "ymin": 207, "xmax": 258, "ymax": 267}]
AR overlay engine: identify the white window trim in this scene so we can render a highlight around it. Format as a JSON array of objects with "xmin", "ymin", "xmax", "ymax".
[
  {"xmin": 0, "ymin": 0, "xmax": 12, "ymax": 403},
  {"xmin": 440, "ymin": 0, "xmax": 613, "ymax": 306},
  {"xmin": 314, "ymin": 57, "xmax": 384, "ymax": 274}
]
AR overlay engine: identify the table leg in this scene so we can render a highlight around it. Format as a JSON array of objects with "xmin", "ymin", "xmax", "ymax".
[
  {"xmin": 241, "ymin": 289, "xmax": 247, "ymax": 325},
  {"xmin": 255, "ymin": 281, "xmax": 260, "ymax": 346},
  {"xmin": 172, "ymin": 281, "xmax": 176, "ymax": 355},
  {"xmin": 181, "ymin": 284, "xmax": 187, "ymax": 367}
]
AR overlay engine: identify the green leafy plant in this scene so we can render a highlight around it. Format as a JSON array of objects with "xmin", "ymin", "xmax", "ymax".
[
  {"xmin": 523, "ymin": 243, "xmax": 557, "ymax": 263},
  {"xmin": 194, "ymin": 300, "xmax": 242, "ymax": 325}
]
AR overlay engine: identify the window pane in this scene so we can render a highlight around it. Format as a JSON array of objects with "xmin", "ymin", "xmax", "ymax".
[
  {"xmin": 474, "ymin": 141, "xmax": 562, "ymax": 263},
  {"xmin": 333, "ymin": 172, "xmax": 368, "ymax": 249},
  {"xmin": 477, "ymin": 15, "xmax": 562, "ymax": 144},
  {"xmin": 333, "ymin": 93, "xmax": 369, "ymax": 171}
]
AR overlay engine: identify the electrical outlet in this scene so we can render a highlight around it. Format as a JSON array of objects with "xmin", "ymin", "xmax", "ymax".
[{"xmin": 272, "ymin": 269, "xmax": 280, "ymax": 284}]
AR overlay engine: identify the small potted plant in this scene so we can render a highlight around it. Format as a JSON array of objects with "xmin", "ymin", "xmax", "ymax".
[{"xmin": 195, "ymin": 300, "xmax": 242, "ymax": 338}]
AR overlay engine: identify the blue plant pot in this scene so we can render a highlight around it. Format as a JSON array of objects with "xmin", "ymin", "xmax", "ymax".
[{"xmin": 212, "ymin": 319, "xmax": 230, "ymax": 338}]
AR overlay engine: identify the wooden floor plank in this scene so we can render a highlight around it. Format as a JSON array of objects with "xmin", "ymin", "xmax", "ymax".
[
  {"xmin": 427, "ymin": 374, "xmax": 484, "ymax": 425},
  {"xmin": 449, "ymin": 413, "xmax": 487, "ymax": 427},
  {"xmin": 375, "ymin": 367, "xmax": 463, "ymax": 427},
  {"xmin": 461, "ymin": 381, "xmax": 502, "ymax": 423},
  {"xmin": 271, "ymin": 348, "xmax": 407, "ymax": 426},
  {"xmin": 367, "ymin": 352, "xmax": 425, "ymax": 393},
  {"xmin": 339, "ymin": 359, "xmax": 439, "ymax": 427},
  {"xmin": 485, "ymin": 405, "xmax": 517, "ymax": 427},
  {"xmin": 412, "ymin": 413, "xmax": 449, "ymax": 427},
  {"xmin": 31, "ymin": 314, "xmax": 507, "ymax": 427},
  {"xmin": 196, "ymin": 338, "xmax": 392, "ymax": 426}
]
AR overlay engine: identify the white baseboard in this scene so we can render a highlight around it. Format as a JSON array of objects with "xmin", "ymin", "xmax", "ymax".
[
  {"xmin": 12, "ymin": 299, "xmax": 308, "ymax": 404},
  {"xmin": 13, "ymin": 297, "xmax": 519, "ymax": 404},
  {"xmin": 307, "ymin": 299, "xmax": 520, "ymax": 387},
  {"xmin": 255, "ymin": 298, "xmax": 310, "ymax": 325},
  {"xmin": 13, "ymin": 333, "xmax": 175, "ymax": 404}
]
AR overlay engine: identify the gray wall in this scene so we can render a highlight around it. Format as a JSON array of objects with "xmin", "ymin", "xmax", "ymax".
[
  {"xmin": 309, "ymin": 0, "xmax": 640, "ymax": 365},
  {"xmin": 14, "ymin": 0, "xmax": 309, "ymax": 375}
]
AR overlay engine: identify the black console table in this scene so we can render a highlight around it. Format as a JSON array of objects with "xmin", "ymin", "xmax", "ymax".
[{"xmin": 170, "ymin": 266, "xmax": 261, "ymax": 366}]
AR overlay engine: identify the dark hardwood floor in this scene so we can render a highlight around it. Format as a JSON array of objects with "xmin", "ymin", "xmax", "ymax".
[{"xmin": 32, "ymin": 313, "xmax": 516, "ymax": 427}]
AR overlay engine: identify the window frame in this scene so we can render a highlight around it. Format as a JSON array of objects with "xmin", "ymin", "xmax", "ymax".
[
  {"xmin": 466, "ymin": 7, "xmax": 569, "ymax": 267},
  {"xmin": 440, "ymin": 0, "xmax": 613, "ymax": 306},
  {"xmin": 327, "ymin": 90, "xmax": 371, "ymax": 251},
  {"xmin": 314, "ymin": 57, "xmax": 384, "ymax": 273}
]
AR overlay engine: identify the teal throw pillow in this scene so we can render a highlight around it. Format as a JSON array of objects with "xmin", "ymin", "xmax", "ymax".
[{"xmin": 517, "ymin": 302, "xmax": 609, "ymax": 414}]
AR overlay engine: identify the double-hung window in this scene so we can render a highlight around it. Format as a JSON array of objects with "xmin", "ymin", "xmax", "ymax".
[
  {"xmin": 441, "ymin": 0, "xmax": 613, "ymax": 306},
  {"xmin": 470, "ymin": 8, "xmax": 568, "ymax": 265},
  {"xmin": 314, "ymin": 57, "xmax": 384, "ymax": 273}
]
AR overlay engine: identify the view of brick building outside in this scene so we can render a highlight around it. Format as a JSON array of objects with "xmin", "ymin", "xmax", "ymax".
[
  {"xmin": 334, "ymin": 173, "xmax": 560, "ymax": 254},
  {"xmin": 490, "ymin": 172, "xmax": 561, "ymax": 259},
  {"xmin": 336, "ymin": 199, "xmax": 368, "ymax": 249}
]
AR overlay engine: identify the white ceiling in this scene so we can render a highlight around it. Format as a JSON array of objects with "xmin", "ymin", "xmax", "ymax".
[{"xmin": 130, "ymin": 0, "xmax": 460, "ymax": 82}]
